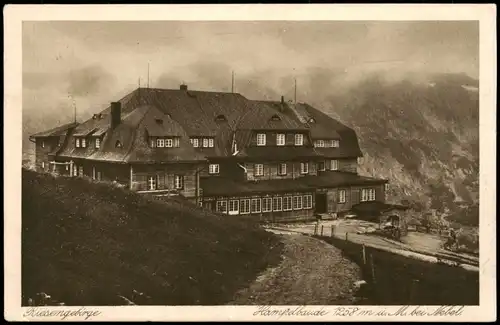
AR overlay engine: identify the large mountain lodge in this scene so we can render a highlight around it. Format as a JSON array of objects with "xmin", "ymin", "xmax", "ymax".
[{"xmin": 30, "ymin": 85, "xmax": 389, "ymax": 222}]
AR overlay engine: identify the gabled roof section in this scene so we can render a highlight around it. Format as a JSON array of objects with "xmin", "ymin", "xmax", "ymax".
[
  {"xmin": 250, "ymin": 100, "xmax": 362, "ymax": 158},
  {"xmin": 238, "ymin": 101, "xmax": 307, "ymax": 131},
  {"xmin": 30, "ymin": 122, "xmax": 79, "ymax": 138}
]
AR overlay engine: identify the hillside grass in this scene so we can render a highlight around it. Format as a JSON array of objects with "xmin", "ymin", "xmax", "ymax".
[{"xmin": 22, "ymin": 169, "xmax": 283, "ymax": 306}]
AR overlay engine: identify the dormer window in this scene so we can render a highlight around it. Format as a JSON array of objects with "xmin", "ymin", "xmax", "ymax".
[
  {"xmin": 294, "ymin": 134, "xmax": 304, "ymax": 146},
  {"xmin": 308, "ymin": 117, "xmax": 316, "ymax": 123},
  {"xmin": 155, "ymin": 118, "xmax": 163, "ymax": 124},
  {"xmin": 215, "ymin": 114, "xmax": 227, "ymax": 122},
  {"xmin": 81, "ymin": 138, "xmax": 87, "ymax": 148},
  {"xmin": 165, "ymin": 138, "xmax": 173, "ymax": 147},
  {"xmin": 95, "ymin": 138, "xmax": 101, "ymax": 149},
  {"xmin": 270, "ymin": 114, "xmax": 281, "ymax": 121},
  {"xmin": 75, "ymin": 138, "xmax": 80, "ymax": 148},
  {"xmin": 331, "ymin": 140, "xmax": 340, "ymax": 148},
  {"xmin": 208, "ymin": 138, "xmax": 214, "ymax": 148},
  {"xmin": 315, "ymin": 140, "xmax": 325, "ymax": 148},
  {"xmin": 157, "ymin": 138, "xmax": 165, "ymax": 148},
  {"xmin": 115, "ymin": 140, "xmax": 123, "ymax": 148},
  {"xmin": 152, "ymin": 137, "xmax": 180, "ymax": 148},
  {"xmin": 203, "ymin": 138, "xmax": 209, "ymax": 148},
  {"xmin": 257, "ymin": 133, "xmax": 266, "ymax": 146},
  {"xmin": 191, "ymin": 138, "xmax": 199, "ymax": 148}
]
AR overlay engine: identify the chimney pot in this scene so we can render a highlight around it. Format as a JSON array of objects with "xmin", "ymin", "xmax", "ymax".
[
  {"xmin": 281, "ymin": 95, "xmax": 284, "ymax": 104},
  {"xmin": 180, "ymin": 84, "xmax": 188, "ymax": 91},
  {"xmin": 110, "ymin": 102, "xmax": 121, "ymax": 128}
]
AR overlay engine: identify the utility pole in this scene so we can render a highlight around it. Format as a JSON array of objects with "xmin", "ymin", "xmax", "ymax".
[
  {"xmin": 294, "ymin": 78, "xmax": 297, "ymax": 104},
  {"xmin": 231, "ymin": 71, "xmax": 235, "ymax": 93},
  {"xmin": 147, "ymin": 63, "xmax": 150, "ymax": 88}
]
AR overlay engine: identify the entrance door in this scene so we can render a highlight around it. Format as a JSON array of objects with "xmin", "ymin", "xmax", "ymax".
[{"xmin": 315, "ymin": 193, "xmax": 327, "ymax": 213}]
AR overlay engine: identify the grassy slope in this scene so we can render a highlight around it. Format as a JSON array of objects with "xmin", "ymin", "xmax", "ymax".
[{"xmin": 22, "ymin": 169, "xmax": 283, "ymax": 306}]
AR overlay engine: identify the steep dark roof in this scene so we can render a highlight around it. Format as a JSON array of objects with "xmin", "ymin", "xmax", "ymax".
[
  {"xmin": 236, "ymin": 101, "xmax": 307, "ymax": 130},
  {"xmin": 200, "ymin": 171, "xmax": 388, "ymax": 197},
  {"xmin": 59, "ymin": 105, "xmax": 206, "ymax": 163},
  {"xmin": 250, "ymin": 100, "xmax": 362, "ymax": 158},
  {"xmin": 30, "ymin": 122, "xmax": 79, "ymax": 138},
  {"xmin": 301, "ymin": 171, "xmax": 388, "ymax": 188},
  {"xmin": 200, "ymin": 177, "xmax": 314, "ymax": 197}
]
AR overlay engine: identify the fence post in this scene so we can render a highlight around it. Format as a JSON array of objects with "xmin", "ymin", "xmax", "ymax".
[
  {"xmin": 362, "ymin": 245, "xmax": 366, "ymax": 265},
  {"xmin": 331, "ymin": 225, "xmax": 334, "ymax": 237},
  {"xmin": 314, "ymin": 223, "xmax": 318, "ymax": 236},
  {"xmin": 369, "ymin": 253, "xmax": 376, "ymax": 284},
  {"xmin": 321, "ymin": 225, "xmax": 324, "ymax": 236}
]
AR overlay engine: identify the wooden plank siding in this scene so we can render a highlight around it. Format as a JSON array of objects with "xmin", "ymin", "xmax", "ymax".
[
  {"xmin": 245, "ymin": 161, "xmax": 318, "ymax": 181},
  {"xmin": 317, "ymin": 183, "xmax": 386, "ymax": 214}
]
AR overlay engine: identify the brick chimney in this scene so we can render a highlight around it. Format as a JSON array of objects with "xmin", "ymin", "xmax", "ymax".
[
  {"xmin": 280, "ymin": 96, "xmax": 285, "ymax": 112},
  {"xmin": 180, "ymin": 84, "xmax": 188, "ymax": 91},
  {"xmin": 110, "ymin": 102, "xmax": 121, "ymax": 129}
]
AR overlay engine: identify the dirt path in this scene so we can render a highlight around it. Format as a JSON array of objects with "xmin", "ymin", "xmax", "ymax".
[{"xmin": 230, "ymin": 234, "xmax": 362, "ymax": 305}]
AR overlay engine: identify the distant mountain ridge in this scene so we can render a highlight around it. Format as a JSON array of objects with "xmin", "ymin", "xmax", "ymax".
[{"xmin": 324, "ymin": 72, "xmax": 479, "ymax": 219}]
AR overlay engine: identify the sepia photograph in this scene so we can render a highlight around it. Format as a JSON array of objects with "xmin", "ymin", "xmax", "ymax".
[{"xmin": 4, "ymin": 4, "xmax": 496, "ymax": 322}]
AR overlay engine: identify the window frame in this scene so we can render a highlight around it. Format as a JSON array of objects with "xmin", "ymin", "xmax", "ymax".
[
  {"xmin": 75, "ymin": 138, "xmax": 81, "ymax": 148},
  {"xmin": 293, "ymin": 196, "xmax": 303, "ymax": 210},
  {"xmin": 165, "ymin": 138, "xmax": 173, "ymax": 147},
  {"xmin": 338, "ymin": 189, "xmax": 347, "ymax": 203},
  {"xmin": 254, "ymin": 163, "xmax": 264, "ymax": 176},
  {"xmin": 272, "ymin": 196, "xmax": 282, "ymax": 211},
  {"xmin": 157, "ymin": 138, "xmax": 165, "ymax": 148},
  {"xmin": 300, "ymin": 162, "xmax": 309, "ymax": 174},
  {"xmin": 278, "ymin": 163, "xmax": 287, "ymax": 176},
  {"xmin": 361, "ymin": 188, "xmax": 376, "ymax": 202},
  {"xmin": 174, "ymin": 175, "xmax": 184, "ymax": 190},
  {"xmin": 148, "ymin": 176, "xmax": 157, "ymax": 190},
  {"xmin": 202, "ymin": 138, "xmax": 209, "ymax": 148},
  {"xmin": 318, "ymin": 161, "xmax": 325, "ymax": 171},
  {"xmin": 95, "ymin": 137, "xmax": 101, "ymax": 149},
  {"xmin": 303, "ymin": 194, "xmax": 313, "ymax": 209},
  {"xmin": 251, "ymin": 198, "xmax": 261, "ymax": 213},
  {"xmin": 332, "ymin": 140, "xmax": 340, "ymax": 148},
  {"xmin": 294, "ymin": 134, "xmax": 304, "ymax": 146},
  {"xmin": 192, "ymin": 138, "xmax": 199, "ymax": 148},
  {"xmin": 240, "ymin": 198, "xmax": 251, "ymax": 214},
  {"xmin": 81, "ymin": 138, "xmax": 87, "ymax": 148},
  {"xmin": 209, "ymin": 164, "xmax": 220, "ymax": 174},
  {"xmin": 216, "ymin": 200, "xmax": 228, "ymax": 214},
  {"xmin": 256, "ymin": 133, "xmax": 266, "ymax": 146},
  {"xmin": 262, "ymin": 197, "xmax": 272, "ymax": 212},
  {"xmin": 316, "ymin": 140, "xmax": 325, "ymax": 148},
  {"xmin": 208, "ymin": 138, "xmax": 214, "ymax": 148},
  {"xmin": 283, "ymin": 196, "xmax": 293, "ymax": 211},
  {"xmin": 330, "ymin": 159, "xmax": 339, "ymax": 171},
  {"xmin": 228, "ymin": 199, "xmax": 239, "ymax": 215},
  {"xmin": 276, "ymin": 133, "xmax": 285, "ymax": 146}
]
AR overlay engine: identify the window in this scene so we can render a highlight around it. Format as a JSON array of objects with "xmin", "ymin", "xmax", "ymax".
[
  {"xmin": 331, "ymin": 140, "xmax": 340, "ymax": 148},
  {"xmin": 361, "ymin": 188, "xmax": 376, "ymax": 202},
  {"xmin": 303, "ymin": 195, "xmax": 313, "ymax": 209},
  {"xmin": 97, "ymin": 171, "xmax": 102, "ymax": 181},
  {"xmin": 278, "ymin": 163, "xmax": 287, "ymax": 176},
  {"xmin": 192, "ymin": 138, "xmax": 199, "ymax": 148},
  {"xmin": 262, "ymin": 197, "xmax": 272, "ymax": 212},
  {"xmin": 300, "ymin": 162, "xmax": 309, "ymax": 174},
  {"xmin": 174, "ymin": 137, "xmax": 180, "ymax": 148},
  {"xmin": 283, "ymin": 196, "xmax": 293, "ymax": 211},
  {"xmin": 41, "ymin": 162, "xmax": 45, "ymax": 169},
  {"xmin": 294, "ymin": 134, "xmax": 303, "ymax": 146},
  {"xmin": 293, "ymin": 196, "xmax": 303, "ymax": 210},
  {"xmin": 318, "ymin": 161, "xmax": 325, "ymax": 171},
  {"xmin": 209, "ymin": 164, "xmax": 220, "ymax": 174},
  {"xmin": 338, "ymin": 189, "xmax": 346, "ymax": 203},
  {"xmin": 73, "ymin": 165, "xmax": 78, "ymax": 176},
  {"xmin": 65, "ymin": 163, "xmax": 69, "ymax": 171},
  {"xmin": 276, "ymin": 134, "xmax": 285, "ymax": 146},
  {"xmin": 148, "ymin": 176, "xmax": 157, "ymax": 190},
  {"xmin": 315, "ymin": 140, "xmax": 325, "ymax": 148},
  {"xmin": 81, "ymin": 138, "xmax": 87, "ymax": 148},
  {"xmin": 216, "ymin": 200, "xmax": 228, "ymax": 213},
  {"xmin": 272, "ymin": 196, "xmax": 282, "ymax": 211},
  {"xmin": 165, "ymin": 138, "xmax": 173, "ymax": 147},
  {"xmin": 255, "ymin": 164, "xmax": 264, "ymax": 176},
  {"xmin": 95, "ymin": 138, "xmax": 101, "ymax": 149},
  {"xmin": 208, "ymin": 138, "xmax": 214, "ymax": 148},
  {"xmin": 174, "ymin": 175, "xmax": 184, "ymax": 189},
  {"xmin": 115, "ymin": 140, "xmax": 123, "ymax": 148},
  {"xmin": 75, "ymin": 138, "xmax": 80, "ymax": 148},
  {"xmin": 157, "ymin": 138, "xmax": 165, "ymax": 147},
  {"xmin": 330, "ymin": 159, "xmax": 339, "ymax": 171},
  {"xmin": 229, "ymin": 199, "xmax": 239, "ymax": 215},
  {"xmin": 257, "ymin": 133, "xmax": 266, "ymax": 146},
  {"xmin": 78, "ymin": 166, "xmax": 84, "ymax": 177},
  {"xmin": 203, "ymin": 138, "xmax": 209, "ymax": 148},
  {"xmin": 251, "ymin": 198, "xmax": 261, "ymax": 213},
  {"xmin": 240, "ymin": 199, "xmax": 250, "ymax": 214},
  {"xmin": 41, "ymin": 140, "xmax": 45, "ymax": 148}
]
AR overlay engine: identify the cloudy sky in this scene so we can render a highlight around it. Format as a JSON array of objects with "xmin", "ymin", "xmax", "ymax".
[{"xmin": 23, "ymin": 20, "xmax": 478, "ymax": 128}]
